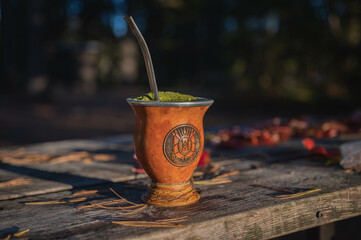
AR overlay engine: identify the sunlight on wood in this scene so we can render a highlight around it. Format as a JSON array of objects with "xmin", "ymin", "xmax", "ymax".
[{"xmin": 0, "ymin": 178, "xmax": 33, "ymax": 188}]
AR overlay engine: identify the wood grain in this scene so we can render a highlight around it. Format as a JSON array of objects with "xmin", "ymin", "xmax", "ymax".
[
  {"xmin": 0, "ymin": 136, "xmax": 146, "ymax": 200},
  {"xmin": 0, "ymin": 159, "xmax": 360, "ymax": 239},
  {"xmin": 1, "ymin": 136, "xmax": 361, "ymax": 239}
]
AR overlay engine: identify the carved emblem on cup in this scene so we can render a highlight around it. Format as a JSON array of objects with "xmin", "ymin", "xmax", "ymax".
[{"xmin": 163, "ymin": 124, "xmax": 201, "ymax": 167}]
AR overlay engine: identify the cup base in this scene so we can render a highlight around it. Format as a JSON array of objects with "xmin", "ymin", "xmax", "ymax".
[{"xmin": 141, "ymin": 181, "xmax": 200, "ymax": 207}]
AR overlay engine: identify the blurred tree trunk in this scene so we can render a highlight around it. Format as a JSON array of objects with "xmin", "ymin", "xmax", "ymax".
[{"xmin": 27, "ymin": 0, "xmax": 49, "ymax": 99}]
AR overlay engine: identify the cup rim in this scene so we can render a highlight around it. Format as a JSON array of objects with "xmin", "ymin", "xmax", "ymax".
[{"xmin": 127, "ymin": 97, "xmax": 214, "ymax": 107}]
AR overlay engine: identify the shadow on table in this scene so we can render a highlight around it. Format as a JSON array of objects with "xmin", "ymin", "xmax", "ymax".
[
  {"xmin": 0, "ymin": 226, "xmax": 19, "ymax": 238},
  {"xmin": 0, "ymin": 162, "xmax": 113, "ymax": 187}
]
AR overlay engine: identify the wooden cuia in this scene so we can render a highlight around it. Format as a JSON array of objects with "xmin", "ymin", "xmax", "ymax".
[{"xmin": 127, "ymin": 98, "xmax": 213, "ymax": 207}]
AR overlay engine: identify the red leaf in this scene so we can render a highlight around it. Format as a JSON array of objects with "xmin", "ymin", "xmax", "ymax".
[
  {"xmin": 250, "ymin": 136, "xmax": 259, "ymax": 146},
  {"xmin": 302, "ymin": 138, "xmax": 315, "ymax": 150},
  {"xmin": 132, "ymin": 153, "xmax": 145, "ymax": 173},
  {"xmin": 131, "ymin": 168, "xmax": 146, "ymax": 173},
  {"xmin": 316, "ymin": 130, "xmax": 324, "ymax": 138},
  {"xmin": 198, "ymin": 149, "xmax": 211, "ymax": 167},
  {"xmin": 311, "ymin": 146, "xmax": 328, "ymax": 156}
]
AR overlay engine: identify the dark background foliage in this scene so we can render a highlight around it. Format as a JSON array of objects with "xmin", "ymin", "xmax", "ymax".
[{"xmin": 0, "ymin": 0, "xmax": 361, "ymax": 145}]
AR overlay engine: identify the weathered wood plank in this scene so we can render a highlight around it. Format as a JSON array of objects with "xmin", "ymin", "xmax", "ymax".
[
  {"xmin": 0, "ymin": 136, "xmax": 311, "ymax": 201},
  {"xmin": 1, "ymin": 161, "xmax": 360, "ymax": 240},
  {"xmin": 0, "ymin": 136, "xmax": 147, "ymax": 200}
]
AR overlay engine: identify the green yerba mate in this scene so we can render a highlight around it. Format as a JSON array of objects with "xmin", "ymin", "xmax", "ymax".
[{"xmin": 134, "ymin": 91, "xmax": 196, "ymax": 101}]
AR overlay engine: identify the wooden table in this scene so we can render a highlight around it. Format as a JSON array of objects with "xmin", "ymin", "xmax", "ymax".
[{"xmin": 1, "ymin": 135, "xmax": 361, "ymax": 239}]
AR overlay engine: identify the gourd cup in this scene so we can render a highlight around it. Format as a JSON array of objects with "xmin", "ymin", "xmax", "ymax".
[{"xmin": 127, "ymin": 98, "xmax": 213, "ymax": 207}]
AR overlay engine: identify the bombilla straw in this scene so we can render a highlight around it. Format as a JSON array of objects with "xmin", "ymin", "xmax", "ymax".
[{"xmin": 124, "ymin": 16, "xmax": 159, "ymax": 101}]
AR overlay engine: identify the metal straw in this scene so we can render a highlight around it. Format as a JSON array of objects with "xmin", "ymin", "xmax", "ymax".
[{"xmin": 124, "ymin": 16, "xmax": 159, "ymax": 101}]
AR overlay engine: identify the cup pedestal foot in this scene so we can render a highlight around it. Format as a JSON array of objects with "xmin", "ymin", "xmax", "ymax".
[{"xmin": 141, "ymin": 181, "xmax": 199, "ymax": 207}]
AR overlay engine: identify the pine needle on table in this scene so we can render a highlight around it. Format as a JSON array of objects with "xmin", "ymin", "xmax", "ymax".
[
  {"xmin": 13, "ymin": 229, "xmax": 30, "ymax": 237},
  {"xmin": 92, "ymin": 154, "xmax": 116, "ymax": 162},
  {"xmin": 79, "ymin": 188, "xmax": 147, "ymax": 215},
  {"xmin": 2, "ymin": 229, "xmax": 30, "ymax": 240},
  {"xmin": 109, "ymin": 188, "xmax": 144, "ymax": 206},
  {"xmin": 77, "ymin": 199, "xmax": 125, "ymax": 209},
  {"xmin": 251, "ymin": 183, "xmax": 321, "ymax": 199},
  {"xmin": 156, "ymin": 216, "xmax": 188, "ymax": 223},
  {"xmin": 112, "ymin": 221, "xmax": 185, "ymax": 228},
  {"xmin": 116, "ymin": 205, "xmax": 147, "ymax": 215},
  {"xmin": 77, "ymin": 188, "xmax": 188, "ymax": 227},
  {"xmin": 72, "ymin": 190, "xmax": 98, "ymax": 196},
  {"xmin": 271, "ymin": 189, "xmax": 321, "ymax": 199},
  {"xmin": 213, "ymin": 170, "xmax": 239, "ymax": 180},
  {"xmin": 92, "ymin": 202, "xmax": 142, "ymax": 211},
  {"xmin": 192, "ymin": 171, "xmax": 204, "ymax": 177},
  {"xmin": 207, "ymin": 163, "xmax": 221, "ymax": 174},
  {"xmin": 194, "ymin": 169, "xmax": 237, "ymax": 185},
  {"xmin": 25, "ymin": 200, "xmax": 66, "ymax": 205},
  {"xmin": 68, "ymin": 197, "xmax": 87, "ymax": 203},
  {"xmin": 109, "ymin": 188, "xmax": 146, "ymax": 214},
  {"xmin": 194, "ymin": 178, "xmax": 232, "ymax": 185}
]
